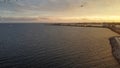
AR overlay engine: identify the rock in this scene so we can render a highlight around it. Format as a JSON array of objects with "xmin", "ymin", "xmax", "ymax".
[{"xmin": 109, "ymin": 36, "xmax": 120, "ymax": 63}]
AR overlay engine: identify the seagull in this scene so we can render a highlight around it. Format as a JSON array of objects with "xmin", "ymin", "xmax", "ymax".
[
  {"xmin": 79, "ymin": 1, "xmax": 87, "ymax": 8},
  {"xmin": 80, "ymin": 5, "xmax": 84, "ymax": 7}
]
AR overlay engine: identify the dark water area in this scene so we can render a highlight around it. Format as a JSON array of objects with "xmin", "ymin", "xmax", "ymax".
[{"xmin": 0, "ymin": 23, "xmax": 120, "ymax": 68}]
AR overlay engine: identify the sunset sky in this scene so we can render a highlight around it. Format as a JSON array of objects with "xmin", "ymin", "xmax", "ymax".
[{"xmin": 0, "ymin": 0, "xmax": 120, "ymax": 22}]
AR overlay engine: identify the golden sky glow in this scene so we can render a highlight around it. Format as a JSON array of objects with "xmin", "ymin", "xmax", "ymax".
[
  {"xmin": 36, "ymin": 16, "xmax": 120, "ymax": 23},
  {"xmin": 1, "ymin": 0, "xmax": 120, "ymax": 22}
]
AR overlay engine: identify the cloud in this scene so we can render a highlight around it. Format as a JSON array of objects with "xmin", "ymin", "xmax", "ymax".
[
  {"xmin": 0, "ymin": 17, "xmax": 37, "ymax": 22},
  {"xmin": 0, "ymin": 0, "xmax": 88, "ymax": 17},
  {"xmin": 0, "ymin": 0, "xmax": 86, "ymax": 12},
  {"xmin": 1, "ymin": 0, "xmax": 120, "ymax": 18}
]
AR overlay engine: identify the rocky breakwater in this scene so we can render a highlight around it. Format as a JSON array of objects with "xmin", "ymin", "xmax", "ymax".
[{"xmin": 109, "ymin": 36, "xmax": 120, "ymax": 63}]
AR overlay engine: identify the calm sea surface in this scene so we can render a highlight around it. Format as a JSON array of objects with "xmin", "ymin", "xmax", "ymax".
[{"xmin": 0, "ymin": 23, "xmax": 120, "ymax": 68}]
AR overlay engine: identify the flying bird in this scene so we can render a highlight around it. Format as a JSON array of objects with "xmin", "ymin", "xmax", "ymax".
[
  {"xmin": 80, "ymin": 5, "xmax": 84, "ymax": 7},
  {"xmin": 79, "ymin": 1, "xmax": 88, "ymax": 8}
]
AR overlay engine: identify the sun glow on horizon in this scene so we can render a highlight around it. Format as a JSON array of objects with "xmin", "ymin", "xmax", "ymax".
[{"xmin": 36, "ymin": 16, "xmax": 120, "ymax": 23}]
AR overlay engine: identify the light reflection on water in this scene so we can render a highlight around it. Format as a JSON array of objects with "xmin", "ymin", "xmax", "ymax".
[{"xmin": 0, "ymin": 23, "xmax": 120, "ymax": 68}]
